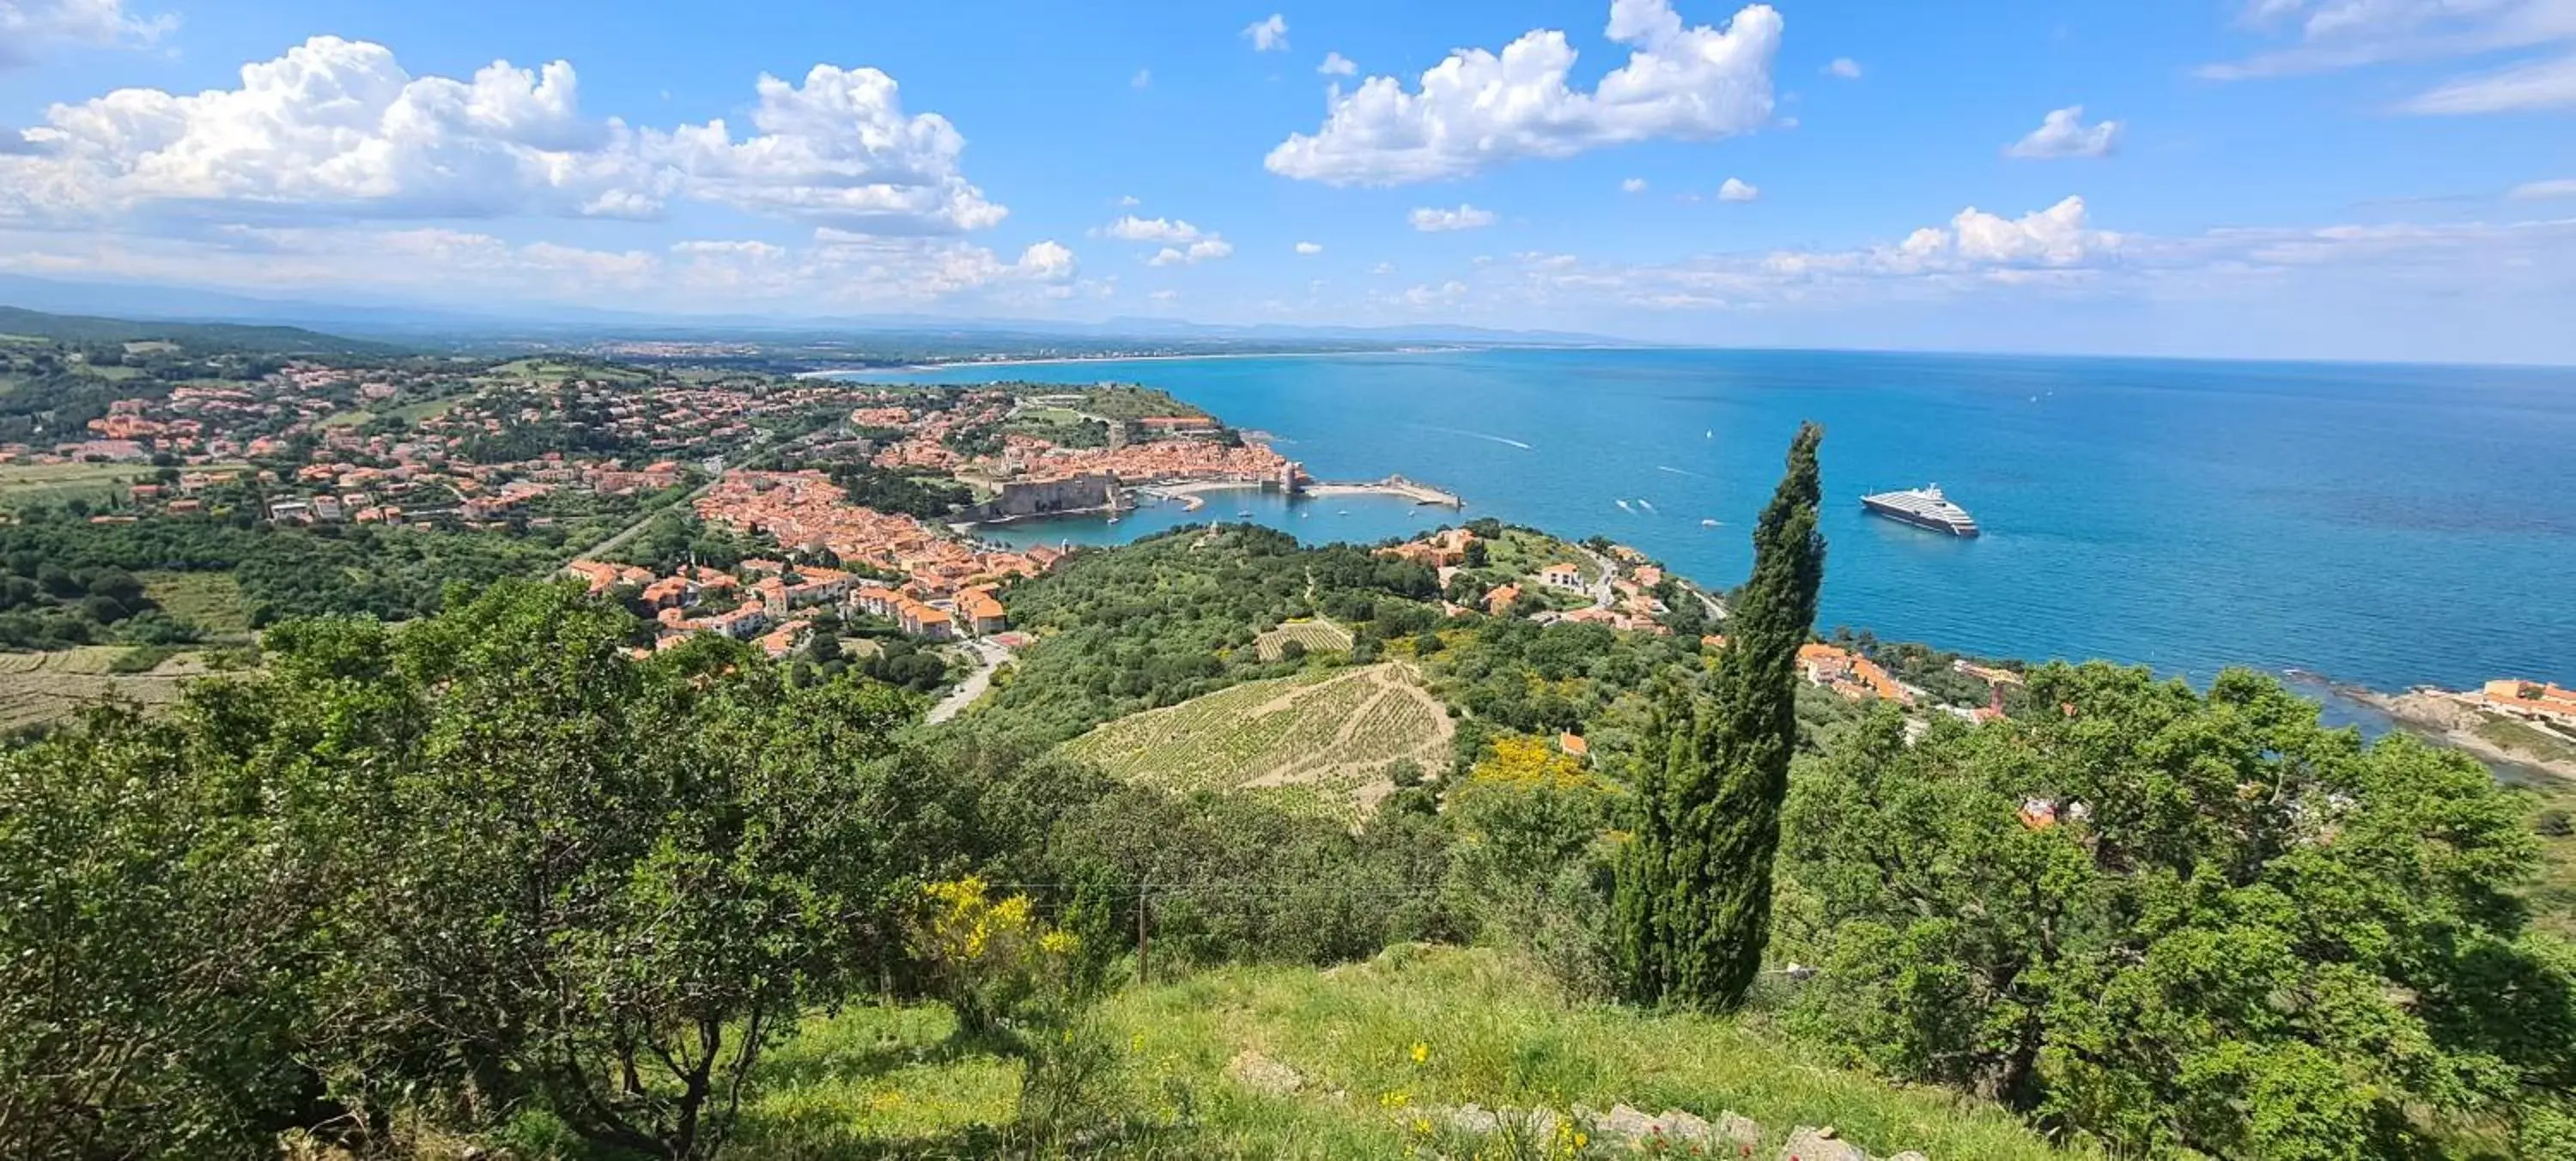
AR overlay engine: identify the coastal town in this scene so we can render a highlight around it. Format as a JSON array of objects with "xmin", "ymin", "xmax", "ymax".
[
  {"xmin": 1, "ymin": 331, "xmax": 2564, "ymax": 768},
  {"xmin": 0, "ymin": 340, "xmax": 1459, "ymax": 668}
]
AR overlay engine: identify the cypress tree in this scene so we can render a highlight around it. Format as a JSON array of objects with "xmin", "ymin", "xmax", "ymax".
[{"xmin": 1615, "ymin": 422, "xmax": 1826, "ymax": 1008}]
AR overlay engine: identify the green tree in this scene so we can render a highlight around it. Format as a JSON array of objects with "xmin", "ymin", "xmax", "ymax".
[
  {"xmin": 1777, "ymin": 663, "xmax": 2576, "ymax": 1158},
  {"xmin": 1614, "ymin": 422, "xmax": 1824, "ymax": 1008},
  {"xmin": 0, "ymin": 580, "xmax": 945, "ymax": 1161}
]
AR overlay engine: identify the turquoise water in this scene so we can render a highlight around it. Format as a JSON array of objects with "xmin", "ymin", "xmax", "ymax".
[{"xmin": 848, "ymin": 349, "xmax": 2576, "ymax": 690}]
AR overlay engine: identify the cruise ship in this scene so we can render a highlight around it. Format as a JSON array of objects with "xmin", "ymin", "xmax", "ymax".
[{"xmin": 1861, "ymin": 484, "xmax": 1980, "ymax": 537}]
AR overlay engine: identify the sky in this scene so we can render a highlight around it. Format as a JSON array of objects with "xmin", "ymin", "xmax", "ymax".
[{"xmin": 2, "ymin": 0, "xmax": 2573, "ymax": 363}]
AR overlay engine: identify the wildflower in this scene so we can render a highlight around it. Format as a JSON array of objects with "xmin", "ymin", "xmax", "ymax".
[{"xmin": 1408, "ymin": 1040, "xmax": 1430, "ymax": 1064}]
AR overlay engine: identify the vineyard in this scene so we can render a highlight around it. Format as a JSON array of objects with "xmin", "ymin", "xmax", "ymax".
[
  {"xmin": 1254, "ymin": 617, "xmax": 1354, "ymax": 660},
  {"xmin": 0, "ymin": 647, "xmax": 200, "ymax": 732},
  {"xmin": 1061, "ymin": 662, "xmax": 1450, "ymax": 815}
]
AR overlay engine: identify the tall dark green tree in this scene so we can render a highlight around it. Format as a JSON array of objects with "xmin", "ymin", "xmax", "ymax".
[{"xmin": 1615, "ymin": 422, "xmax": 1825, "ymax": 1008}]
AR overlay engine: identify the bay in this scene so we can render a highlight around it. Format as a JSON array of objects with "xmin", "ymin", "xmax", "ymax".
[{"xmin": 842, "ymin": 348, "xmax": 2576, "ymax": 690}]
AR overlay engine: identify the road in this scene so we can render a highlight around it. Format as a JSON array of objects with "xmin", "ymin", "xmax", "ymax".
[
  {"xmin": 572, "ymin": 476, "xmax": 720, "ymax": 563},
  {"xmin": 925, "ymin": 637, "xmax": 1013, "ymax": 725},
  {"xmin": 568, "ymin": 430, "xmax": 785, "ymax": 564}
]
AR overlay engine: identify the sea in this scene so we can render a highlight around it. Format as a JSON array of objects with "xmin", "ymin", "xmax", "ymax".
[{"xmin": 837, "ymin": 348, "xmax": 2576, "ymax": 695}]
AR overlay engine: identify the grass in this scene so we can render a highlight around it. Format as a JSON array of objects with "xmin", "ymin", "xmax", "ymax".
[
  {"xmin": 725, "ymin": 945, "xmax": 2087, "ymax": 1160},
  {"xmin": 488, "ymin": 358, "xmax": 652, "ymax": 386},
  {"xmin": 0, "ymin": 646, "xmax": 200, "ymax": 732},
  {"xmin": 142, "ymin": 570, "xmax": 253, "ymax": 636},
  {"xmin": 1060, "ymin": 664, "xmax": 1449, "ymax": 815},
  {"xmin": 0, "ymin": 460, "xmax": 149, "ymax": 509},
  {"xmin": 2521, "ymin": 777, "xmax": 2576, "ymax": 940},
  {"xmin": 1254, "ymin": 617, "xmax": 1353, "ymax": 660},
  {"xmin": 2477, "ymin": 717, "xmax": 2576, "ymax": 768}
]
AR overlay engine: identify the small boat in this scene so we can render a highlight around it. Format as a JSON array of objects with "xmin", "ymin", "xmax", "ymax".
[
  {"xmin": 1236, "ymin": 509, "xmax": 1254, "ymax": 517},
  {"xmin": 1338, "ymin": 509, "xmax": 1349, "ymax": 515},
  {"xmin": 1636, "ymin": 499, "xmax": 1656, "ymax": 514},
  {"xmin": 1701, "ymin": 518, "xmax": 1720, "ymax": 528},
  {"xmin": 1615, "ymin": 499, "xmax": 1634, "ymax": 513}
]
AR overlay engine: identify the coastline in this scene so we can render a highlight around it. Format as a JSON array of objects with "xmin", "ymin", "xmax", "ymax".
[
  {"xmin": 2314, "ymin": 679, "xmax": 2576, "ymax": 784},
  {"xmin": 795, "ymin": 347, "xmax": 1462, "ymax": 379}
]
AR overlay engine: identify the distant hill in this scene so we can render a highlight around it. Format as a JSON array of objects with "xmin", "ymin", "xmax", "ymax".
[{"xmin": 0, "ymin": 304, "xmax": 401, "ymax": 356}]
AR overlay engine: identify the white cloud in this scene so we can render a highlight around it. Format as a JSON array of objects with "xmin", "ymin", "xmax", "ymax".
[
  {"xmin": 0, "ymin": 0, "xmax": 173, "ymax": 68},
  {"xmin": 1131, "ymin": 68, "xmax": 1152, "ymax": 88},
  {"xmin": 1101, "ymin": 215, "xmax": 1211, "ymax": 244},
  {"xmin": 1621, "ymin": 177, "xmax": 1649, "ymax": 193},
  {"xmin": 1149, "ymin": 238, "xmax": 1234, "ymax": 265},
  {"xmin": 1016, "ymin": 240, "xmax": 1078, "ymax": 280},
  {"xmin": 1265, "ymin": 0, "xmax": 1783, "ymax": 185},
  {"xmin": 1097, "ymin": 216, "xmax": 1231, "ymax": 264},
  {"xmin": 2511, "ymin": 177, "xmax": 2576, "ymax": 199},
  {"xmin": 0, "ymin": 222, "xmax": 1087, "ymax": 311},
  {"xmin": 1484, "ymin": 196, "xmax": 2125, "ymax": 311},
  {"xmin": 1243, "ymin": 14, "xmax": 1289, "ymax": 52},
  {"xmin": 1370, "ymin": 260, "xmax": 1396, "ymax": 275},
  {"xmin": 653, "ymin": 63, "xmax": 1006, "ymax": 232},
  {"xmin": 2404, "ymin": 52, "xmax": 2576, "ymax": 112},
  {"xmin": 1409, "ymin": 203, "xmax": 1498, "ymax": 231},
  {"xmin": 1295, "ymin": 240, "xmax": 1323, "ymax": 254},
  {"xmin": 1717, "ymin": 177, "xmax": 1759, "ymax": 202},
  {"xmin": 0, "ymin": 37, "xmax": 1007, "ymax": 233},
  {"xmin": 1115, "ymin": 194, "xmax": 1141, "ymax": 207},
  {"xmin": 2204, "ymin": 0, "xmax": 2576, "ymax": 113},
  {"xmin": 1400, "ymin": 280, "xmax": 1469, "ymax": 306},
  {"xmin": 1319, "ymin": 52, "xmax": 1356, "ymax": 76},
  {"xmin": 1149, "ymin": 289, "xmax": 1180, "ymax": 302},
  {"xmin": 2006, "ymin": 106, "xmax": 2122, "ymax": 159},
  {"xmin": 1824, "ymin": 56, "xmax": 1862, "ymax": 78}
]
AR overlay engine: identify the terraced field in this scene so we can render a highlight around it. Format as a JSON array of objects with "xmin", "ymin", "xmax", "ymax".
[
  {"xmin": 0, "ymin": 647, "xmax": 206, "ymax": 732},
  {"xmin": 1253, "ymin": 617, "xmax": 1353, "ymax": 660},
  {"xmin": 1061, "ymin": 663, "xmax": 1449, "ymax": 815}
]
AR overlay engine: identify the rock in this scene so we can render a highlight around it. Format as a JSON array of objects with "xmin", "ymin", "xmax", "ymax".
[
  {"xmin": 1888, "ymin": 1152, "xmax": 1929, "ymax": 1161},
  {"xmin": 1222, "ymin": 1049, "xmax": 1303, "ymax": 1097},
  {"xmin": 1596, "ymin": 1103, "xmax": 1660, "ymax": 1142},
  {"xmin": 1716, "ymin": 1110, "xmax": 1764, "ymax": 1146},
  {"xmin": 1778, "ymin": 1125, "xmax": 1870, "ymax": 1161},
  {"xmin": 1448, "ymin": 1103, "xmax": 1499, "ymax": 1134},
  {"xmin": 1657, "ymin": 1108, "xmax": 1715, "ymax": 1145}
]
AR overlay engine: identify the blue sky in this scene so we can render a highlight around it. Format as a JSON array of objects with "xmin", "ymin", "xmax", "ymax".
[{"xmin": 2, "ymin": 0, "xmax": 2573, "ymax": 362}]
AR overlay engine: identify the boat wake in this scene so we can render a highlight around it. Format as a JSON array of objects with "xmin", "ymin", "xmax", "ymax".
[
  {"xmin": 1420, "ymin": 424, "xmax": 1534, "ymax": 450},
  {"xmin": 1655, "ymin": 465, "xmax": 1700, "ymax": 477},
  {"xmin": 1614, "ymin": 499, "xmax": 1634, "ymax": 513}
]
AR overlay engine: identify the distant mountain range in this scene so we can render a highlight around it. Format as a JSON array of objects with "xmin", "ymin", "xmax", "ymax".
[
  {"xmin": 0, "ymin": 274, "xmax": 1634, "ymax": 352},
  {"xmin": 0, "ymin": 304, "xmax": 400, "ymax": 357}
]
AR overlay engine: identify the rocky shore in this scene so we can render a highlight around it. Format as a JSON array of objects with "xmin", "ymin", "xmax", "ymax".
[{"xmin": 2324, "ymin": 680, "xmax": 2576, "ymax": 783}]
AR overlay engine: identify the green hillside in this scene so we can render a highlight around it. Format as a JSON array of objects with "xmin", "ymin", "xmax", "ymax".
[
  {"xmin": 0, "ymin": 303, "xmax": 398, "ymax": 356},
  {"xmin": 726, "ymin": 945, "xmax": 2086, "ymax": 1160}
]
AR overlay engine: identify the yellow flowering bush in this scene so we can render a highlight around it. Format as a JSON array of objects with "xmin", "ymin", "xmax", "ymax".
[{"xmin": 907, "ymin": 875, "xmax": 1078, "ymax": 1034}]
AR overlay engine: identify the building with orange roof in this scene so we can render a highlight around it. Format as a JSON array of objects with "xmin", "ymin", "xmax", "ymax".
[
  {"xmin": 957, "ymin": 589, "xmax": 1007, "ymax": 635},
  {"xmin": 1538, "ymin": 562, "xmax": 1586, "ymax": 589},
  {"xmin": 1558, "ymin": 732, "xmax": 1590, "ymax": 758},
  {"xmin": 896, "ymin": 599, "xmax": 955, "ymax": 641},
  {"xmin": 2482, "ymin": 679, "xmax": 2576, "ymax": 724},
  {"xmin": 1798, "ymin": 643, "xmax": 1913, "ymax": 705},
  {"xmin": 1485, "ymin": 583, "xmax": 1523, "ymax": 616}
]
